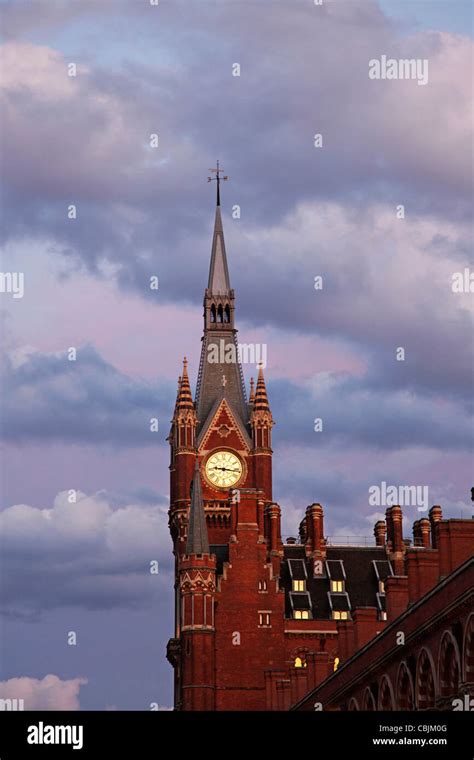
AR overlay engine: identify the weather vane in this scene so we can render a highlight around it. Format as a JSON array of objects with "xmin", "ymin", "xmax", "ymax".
[{"xmin": 208, "ymin": 160, "xmax": 228, "ymax": 206}]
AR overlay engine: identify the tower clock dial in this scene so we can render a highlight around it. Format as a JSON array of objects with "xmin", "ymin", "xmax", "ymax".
[{"xmin": 204, "ymin": 450, "xmax": 243, "ymax": 489}]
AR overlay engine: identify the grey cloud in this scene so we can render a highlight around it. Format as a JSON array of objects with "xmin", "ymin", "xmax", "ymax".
[
  {"xmin": 0, "ymin": 491, "xmax": 172, "ymax": 615},
  {"xmin": 269, "ymin": 372, "xmax": 473, "ymax": 451},
  {"xmin": 1, "ymin": 345, "xmax": 173, "ymax": 445}
]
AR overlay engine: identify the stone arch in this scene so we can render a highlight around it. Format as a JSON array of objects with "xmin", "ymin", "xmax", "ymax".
[
  {"xmin": 378, "ymin": 674, "xmax": 395, "ymax": 710},
  {"xmin": 348, "ymin": 697, "xmax": 359, "ymax": 711},
  {"xmin": 438, "ymin": 630, "xmax": 461, "ymax": 697},
  {"xmin": 362, "ymin": 686, "xmax": 376, "ymax": 711},
  {"xmin": 396, "ymin": 661, "xmax": 415, "ymax": 710},
  {"xmin": 463, "ymin": 613, "xmax": 474, "ymax": 683},
  {"xmin": 416, "ymin": 648, "xmax": 437, "ymax": 709},
  {"xmin": 292, "ymin": 646, "xmax": 309, "ymax": 669}
]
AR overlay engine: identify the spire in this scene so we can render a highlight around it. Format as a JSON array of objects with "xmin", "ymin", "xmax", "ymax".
[
  {"xmin": 195, "ymin": 166, "xmax": 247, "ymax": 431},
  {"xmin": 254, "ymin": 364, "xmax": 270, "ymax": 411},
  {"xmin": 249, "ymin": 377, "xmax": 255, "ymax": 404},
  {"xmin": 208, "ymin": 206, "xmax": 231, "ymax": 295},
  {"xmin": 186, "ymin": 460, "xmax": 209, "ymax": 555},
  {"xmin": 177, "ymin": 357, "xmax": 194, "ymax": 410},
  {"xmin": 207, "ymin": 162, "xmax": 231, "ymax": 295}
]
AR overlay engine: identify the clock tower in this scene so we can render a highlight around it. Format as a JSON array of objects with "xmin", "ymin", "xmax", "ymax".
[{"xmin": 167, "ymin": 165, "xmax": 281, "ymax": 710}]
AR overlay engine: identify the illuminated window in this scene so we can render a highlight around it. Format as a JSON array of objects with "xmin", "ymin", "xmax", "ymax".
[
  {"xmin": 333, "ymin": 657, "xmax": 340, "ymax": 672},
  {"xmin": 258, "ymin": 580, "xmax": 268, "ymax": 592},
  {"xmin": 292, "ymin": 580, "xmax": 305, "ymax": 592},
  {"xmin": 258, "ymin": 612, "xmax": 271, "ymax": 627},
  {"xmin": 332, "ymin": 610, "xmax": 349, "ymax": 621},
  {"xmin": 295, "ymin": 656, "xmax": 308, "ymax": 669},
  {"xmin": 380, "ymin": 611, "xmax": 387, "ymax": 621},
  {"xmin": 330, "ymin": 580, "xmax": 344, "ymax": 593},
  {"xmin": 294, "ymin": 610, "xmax": 310, "ymax": 620},
  {"xmin": 378, "ymin": 580, "xmax": 385, "ymax": 594}
]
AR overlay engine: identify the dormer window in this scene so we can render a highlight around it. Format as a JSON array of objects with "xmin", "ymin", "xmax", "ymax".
[
  {"xmin": 332, "ymin": 610, "xmax": 349, "ymax": 621},
  {"xmin": 292, "ymin": 580, "xmax": 305, "ymax": 592},
  {"xmin": 294, "ymin": 610, "xmax": 310, "ymax": 620}
]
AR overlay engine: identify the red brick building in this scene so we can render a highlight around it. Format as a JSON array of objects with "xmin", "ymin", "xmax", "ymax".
[
  {"xmin": 166, "ymin": 178, "xmax": 474, "ymax": 711},
  {"xmin": 292, "ymin": 533, "xmax": 474, "ymax": 711}
]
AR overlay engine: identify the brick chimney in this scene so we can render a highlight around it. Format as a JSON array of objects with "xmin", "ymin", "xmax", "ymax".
[
  {"xmin": 429, "ymin": 505, "xmax": 442, "ymax": 549},
  {"xmin": 374, "ymin": 520, "xmax": 387, "ymax": 547}
]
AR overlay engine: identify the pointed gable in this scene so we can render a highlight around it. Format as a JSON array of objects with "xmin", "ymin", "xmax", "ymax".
[{"xmin": 197, "ymin": 397, "xmax": 252, "ymax": 452}]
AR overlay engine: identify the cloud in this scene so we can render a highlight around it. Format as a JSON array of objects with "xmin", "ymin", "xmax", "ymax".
[
  {"xmin": 234, "ymin": 202, "xmax": 473, "ymax": 401},
  {"xmin": 269, "ymin": 371, "xmax": 474, "ymax": 451},
  {"xmin": 0, "ymin": 4, "xmax": 472, "ymax": 296},
  {"xmin": 0, "ymin": 490, "xmax": 172, "ymax": 615},
  {"xmin": 0, "ymin": 674, "xmax": 87, "ymax": 710},
  {"xmin": 1, "ymin": 344, "xmax": 173, "ymax": 445}
]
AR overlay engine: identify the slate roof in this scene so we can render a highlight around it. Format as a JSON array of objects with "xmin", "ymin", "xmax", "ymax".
[
  {"xmin": 185, "ymin": 462, "xmax": 209, "ymax": 555},
  {"xmin": 281, "ymin": 544, "xmax": 393, "ymax": 620}
]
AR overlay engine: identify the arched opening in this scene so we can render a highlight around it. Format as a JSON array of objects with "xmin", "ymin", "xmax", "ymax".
[
  {"xmin": 363, "ymin": 687, "xmax": 376, "ymax": 711},
  {"xmin": 217, "ymin": 305, "xmax": 223, "ymax": 323},
  {"xmin": 224, "ymin": 305, "xmax": 230, "ymax": 323},
  {"xmin": 210, "ymin": 304, "xmax": 216, "ymax": 323},
  {"xmin": 378, "ymin": 676, "xmax": 395, "ymax": 710},
  {"xmin": 348, "ymin": 697, "xmax": 359, "ymax": 711},
  {"xmin": 463, "ymin": 614, "xmax": 474, "ymax": 684},
  {"xmin": 396, "ymin": 662, "xmax": 415, "ymax": 710},
  {"xmin": 439, "ymin": 632, "xmax": 461, "ymax": 698},
  {"xmin": 293, "ymin": 649, "xmax": 308, "ymax": 668},
  {"xmin": 294, "ymin": 656, "xmax": 307, "ymax": 669},
  {"xmin": 416, "ymin": 649, "xmax": 436, "ymax": 709}
]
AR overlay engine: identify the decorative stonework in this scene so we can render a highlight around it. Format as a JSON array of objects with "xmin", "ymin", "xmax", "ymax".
[{"xmin": 180, "ymin": 570, "xmax": 216, "ymax": 593}]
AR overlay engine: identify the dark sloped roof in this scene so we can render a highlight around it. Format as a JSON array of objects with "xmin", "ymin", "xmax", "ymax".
[
  {"xmin": 328, "ymin": 592, "xmax": 351, "ymax": 612},
  {"xmin": 326, "ymin": 559, "xmax": 345, "ymax": 580},
  {"xmin": 290, "ymin": 592, "xmax": 312, "ymax": 611},
  {"xmin": 186, "ymin": 464, "xmax": 209, "ymax": 555},
  {"xmin": 288, "ymin": 558, "xmax": 307, "ymax": 580},
  {"xmin": 281, "ymin": 544, "xmax": 391, "ymax": 620}
]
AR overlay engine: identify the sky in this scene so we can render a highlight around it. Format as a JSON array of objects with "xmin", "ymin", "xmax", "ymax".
[{"xmin": 0, "ymin": 0, "xmax": 472, "ymax": 710}]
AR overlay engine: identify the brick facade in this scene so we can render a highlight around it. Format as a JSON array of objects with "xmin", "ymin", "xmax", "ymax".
[{"xmin": 166, "ymin": 193, "xmax": 474, "ymax": 711}]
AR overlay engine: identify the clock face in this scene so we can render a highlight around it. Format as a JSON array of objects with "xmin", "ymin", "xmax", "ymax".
[{"xmin": 204, "ymin": 450, "xmax": 243, "ymax": 489}]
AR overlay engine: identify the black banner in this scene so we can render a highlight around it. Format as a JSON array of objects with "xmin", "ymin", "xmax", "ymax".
[{"xmin": 0, "ymin": 711, "xmax": 472, "ymax": 758}]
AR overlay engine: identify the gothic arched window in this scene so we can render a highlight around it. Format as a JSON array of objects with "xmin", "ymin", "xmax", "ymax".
[
  {"xmin": 210, "ymin": 304, "xmax": 216, "ymax": 323},
  {"xmin": 294, "ymin": 655, "xmax": 307, "ymax": 669},
  {"xmin": 416, "ymin": 649, "xmax": 436, "ymax": 709},
  {"xmin": 217, "ymin": 305, "xmax": 223, "ymax": 323},
  {"xmin": 224, "ymin": 305, "xmax": 230, "ymax": 323}
]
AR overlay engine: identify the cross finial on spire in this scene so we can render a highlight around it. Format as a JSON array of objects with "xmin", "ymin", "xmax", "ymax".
[{"xmin": 208, "ymin": 160, "xmax": 228, "ymax": 207}]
